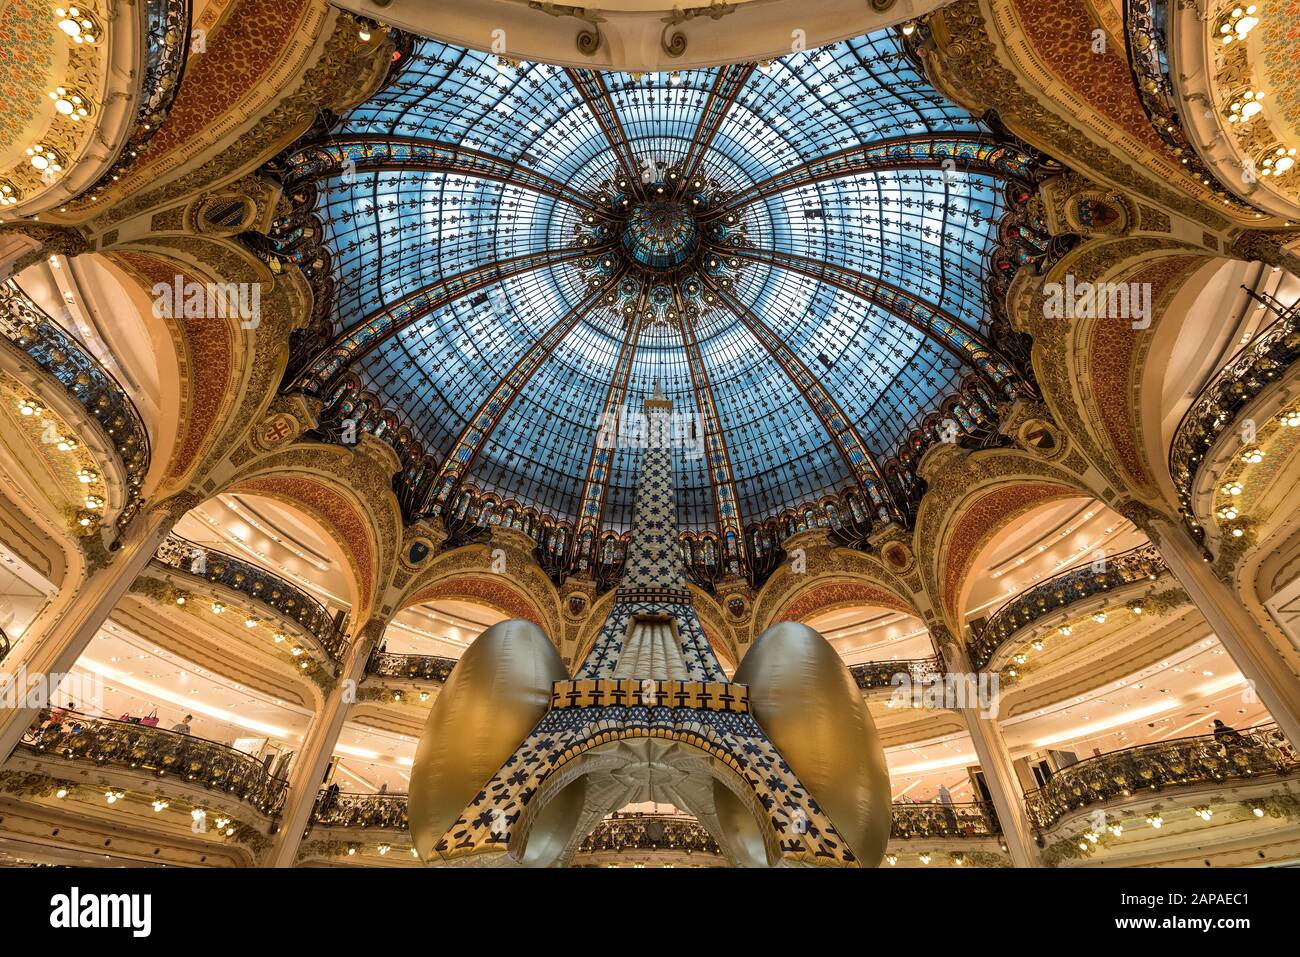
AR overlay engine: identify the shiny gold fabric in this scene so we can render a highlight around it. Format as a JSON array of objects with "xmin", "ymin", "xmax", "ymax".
[
  {"xmin": 734, "ymin": 621, "xmax": 891, "ymax": 867},
  {"xmin": 408, "ymin": 619, "xmax": 567, "ymax": 863}
]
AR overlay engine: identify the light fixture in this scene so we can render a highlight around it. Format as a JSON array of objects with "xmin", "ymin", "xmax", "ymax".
[
  {"xmin": 901, "ymin": 21, "xmax": 916, "ymax": 36},
  {"xmin": 56, "ymin": 6, "xmax": 101, "ymax": 43},
  {"xmin": 49, "ymin": 86, "xmax": 90, "ymax": 120},
  {"xmin": 76, "ymin": 467, "xmax": 97, "ymax": 483},
  {"xmin": 175, "ymin": 593, "xmax": 187, "ymax": 605},
  {"xmin": 1219, "ymin": 5, "xmax": 1259, "ymax": 43},
  {"xmin": 290, "ymin": 646, "xmax": 303, "ymax": 657},
  {"xmin": 84, "ymin": 494, "xmax": 104, "ymax": 510},
  {"xmin": 1261, "ymin": 147, "xmax": 1298, "ymax": 178},
  {"xmin": 1032, "ymin": 637, "xmax": 1046, "ymax": 650},
  {"xmin": 1250, "ymin": 803, "xmax": 1265, "ymax": 818},
  {"xmin": 55, "ymin": 435, "xmax": 78, "ymax": 452},
  {"xmin": 0, "ymin": 180, "xmax": 19, "ymax": 206},
  {"xmin": 1221, "ymin": 480, "xmax": 1243, "ymax": 496},
  {"xmin": 56, "ymin": 787, "xmax": 69, "ymax": 799},
  {"xmin": 1129, "ymin": 602, "xmax": 1144, "ymax": 615},
  {"xmin": 244, "ymin": 617, "xmax": 258, "ymax": 629},
  {"xmin": 1227, "ymin": 90, "xmax": 1265, "ymax": 123},
  {"xmin": 1195, "ymin": 806, "xmax": 1212, "ymax": 821},
  {"xmin": 1092, "ymin": 610, "xmax": 1108, "ymax": 624},
  {"xmin": 377, "ymin": 843, "xmax": 391, "ymax": 855},
  {"xmin": 1107, "ymin": 823, "xmax": 1123, "ymax": 837},
  {"xmin": 1279, "ymin": 408, "xmax": 1300, "ymax": 427},
  {"xmin": 1146, "ymin": 814, "xmax": 1163, "ymax": 829},
  {"xmin": 104, "ymin": 788, "xmax": 124, "ymax": 804},
  {"xmin": 273, "ymin": 632, "xmax": 285, "ymax": 643},
  {"xmin": 918, "ymin": 853, "xmax": 931, "ymax": 865},
  {"xmin": 1239, "ymin": 446, "xmax": 1265, "ymax": 464},
  {"xmin": 885, "ymin": 853, "xmax": 897, "ymax": 865},
  {"xmin": 1057, "ymin": 626, "xmax": 1071, "ymax": 638},
  {"xmin": 26, "ymin": 144, "xmax": 64, "ymax": 173},
  {"xmin": 17, "ymin": 397, "xmax": 43, "ymax": 416},
  {"xmin": 1217, "ymin": 504, "xmax": 1239, "ymax": 521},
  {"xmin": 152, "ymin": 798, "xmax": 169, "ymax": 812},
  {"xmin": 213, "ymin": 816, "xmax": 230, "ymax": 830}
]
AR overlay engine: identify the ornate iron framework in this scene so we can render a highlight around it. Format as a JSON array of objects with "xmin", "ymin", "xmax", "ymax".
[
  {"xmin": 21, "ymin": 709, "xmax": 288, "ymax": 816},
  {"xmin": 311, "ymin": 789, "xmax": 409, "ymax": 829},
  {"xmin": 890, "ymin": 800, "xmax": 1001, "ymax": 839},
  {"xmin": 1169, "ymin": 293, "xmax": 1300, "ymax": 545},
  {"xmin": 851, "ymin": 655, "xmax": 945, "ymax": 691},
  {"xmin": 365, "ymin": 648, "xmax": 456, "ymax": 683},
  {"xmin": 0, "ymin": 280, "xmax": 150, "ymax": 533},
  {"xmin": 970, "ymin": 544, "xmax": 1168, "ymax": 669},
  {"xmin": 261, "ymin": 28, "xmax": 1068, "ymax": 591},
  {"xmin": 154, "ymin": 533, "xmax": 347, "ymax": 662},
  {"xmin": 1023, "ymin": 723, "xmax": 1298, "ymax": 830}
]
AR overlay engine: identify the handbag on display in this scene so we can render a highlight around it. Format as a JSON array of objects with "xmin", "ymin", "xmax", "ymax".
[{"xmin": 141, "ymin": 709, "xmax": 160, "ymax": 728}]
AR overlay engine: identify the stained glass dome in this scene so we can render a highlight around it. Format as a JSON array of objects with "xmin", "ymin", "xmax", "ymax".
[{"xmin": 280, "ymin": 27, "xmax": 1042, "ymax": 577}]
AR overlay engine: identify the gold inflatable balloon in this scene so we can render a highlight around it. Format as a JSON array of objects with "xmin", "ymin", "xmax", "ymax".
[
  {"xmin": 409, "ymin": 619, "xmax": 567, "ymax": 863},
  {"xmin": 516, "ymin": 777, "xmax": 587, "ymax": 868},
  {"xmin": 712, "ymin": 779, "xmax": 770, "ymax": 867},
  {"xmin": 734, "ymin": 621, "xmax": 891, "ymax": 867}
]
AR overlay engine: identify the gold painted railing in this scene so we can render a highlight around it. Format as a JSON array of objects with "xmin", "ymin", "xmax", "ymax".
[
  {"xmin": 851, "ymin": 655, "xmax": 944, "ymax": 691},
  {"xmin": 153, "ymin": 533, "xmax": 347, "ymax": 662},
  {"xmin": 1169, "ymin": 295, "xmax": 1300, "ymax": 545},
  {"xmin": 890, "ymin": 800, "xmax": 1000, "ymax": 839},
  {"xmin": 578, "ymin": 812, "xmax": 721, "ymax": 855},
  {"xmin": 0, "ymin": 281, "xmax": 150, "ymax": 531},
  {"xmin": 20, "ymin": 709, "xmax": 287, "ymax": 816},
  {"xmin": 366, "ymin": 649, "xmax": 456, "ymax": 683},
  {"xmin": 970, "ymin": 544, "xmax": 1167, "ymax": 669},
  {"xmin": 311, "ymin": 789, "xmax": 408, "ymax": 829},
  {"xmin": 1024, "ymin": 723, "xmax": 1298, "ymax": 830}
]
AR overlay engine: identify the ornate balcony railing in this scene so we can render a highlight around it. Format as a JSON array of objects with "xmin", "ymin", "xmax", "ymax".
[
  {"xmin": 890, "ymin": 800, "xmax": 1001, "ymax": 839},
  {"xmin": 0, "ymin": 625, "xmax": 9, "ymax": 663},
  {"xmin": 1024, "ymin": 723, "xmax": 1298, "ymax": 830},
  {"xmin": 1169, "ymin": 296, "xmax": 1300, "ymax": 544},
  {"xmin": 153, "ymin": 533, "xmax": 347, "ymax": 662},
  {"xmin": 578, "ymin": 812, "xmax": 722, "ymax": 855},
  {"xmin": 366, "ymin": 649, "xmax": 456, "ymax": 684},
  {"xmin": 20, "ymin": 709, "xmax": 288, "ymax": 816},
  {"xmin": 77, "ymin": 0, "xmax": 192, "ymax": 202},
  {"xmin": 851, "ymin": 655, "xmax": 945, "ymax": 691},
  {"xmin": 1123, "ymin": 0, "xmax": 1256, "ymax": 215},
  {"xmin": 311, "ymin": 790, "xmax": 408, "ymax": 829},
  {"xmin": 0, "ymin": 281, "xmax": 150, "ymax": 531},
  {"xmin": 302, "ymin": 793, "xmax": 1005, "ymax": 848},
  {"xmin": 970, "ymin": 544, "xmax": 1168, "ymax": 669}
]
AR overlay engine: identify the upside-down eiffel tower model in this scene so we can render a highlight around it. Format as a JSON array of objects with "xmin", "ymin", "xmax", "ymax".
[{"xmin": 409, "ymin": 383, "xmax": 890, "ymax": 867}]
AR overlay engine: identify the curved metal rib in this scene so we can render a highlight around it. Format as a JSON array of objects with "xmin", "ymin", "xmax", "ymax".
[
  {"xmin": 573, "ymin": 296, "xmax": 645, "ymax": 545},
  {"xmin": 426, "ymin": 269, "xmax": 627, "ymax": 511},
  {"xmin": 566, "ymin": 68, "xmax": 641, "ymax": 184},
  {"xmin": 714, "ymin": 134, "xmax": 1037, "ymax": 213},
  {"xmin": 293, "ymin": 137, "xmax": 598, "ymax": 210},
  {"xmin": 729, "ymin": 247, "xmax": 1017, "ymax": 389},
  {"xmin": 704, "ymin": 276, "xmax": 898, "ymax": 521},
  {"xmin": 676, "ymin": 307, "xmax": 748, "ymax": 563},
  {"xmin": 678, "ymin": 64, "xmax": 756, "ymax": 189},
  {"xmin": 302, "ymin": 246, "xmax": 600, "ymax": 386}
]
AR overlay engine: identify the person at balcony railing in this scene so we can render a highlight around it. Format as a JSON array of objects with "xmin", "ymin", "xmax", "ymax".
[
  {"xmin": 171, "ymin": 714, "xmax": 193, "ymax": 735},
  {"xmin": 936, "ymin": 784, "xmax": 957, "ymax": 830}
]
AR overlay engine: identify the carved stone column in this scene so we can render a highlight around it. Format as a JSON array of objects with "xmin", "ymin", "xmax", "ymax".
[
  {"xmin": 1145, "ymin": 514, "xmax": 1300, "ymax": 748},
  {"xmin": 0, "ymin": 496, "xmax": 190, "ymax": 761},
  {"xmin": 939, "ymin": 633, "xmax": 1041, "ymax": 867},
  {"xmin": 265, "ymin": 616, "xmax": 384, "ymax": 868}
]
